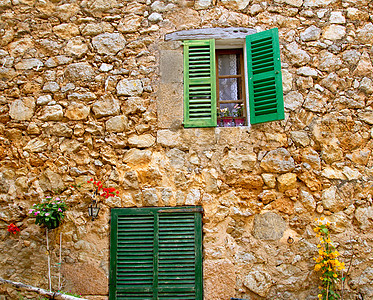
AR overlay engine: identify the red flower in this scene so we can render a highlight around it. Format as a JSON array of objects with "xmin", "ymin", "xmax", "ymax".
[{"xmin": 7, "ymin": 223, "xmax": 20, "ymax": 234}]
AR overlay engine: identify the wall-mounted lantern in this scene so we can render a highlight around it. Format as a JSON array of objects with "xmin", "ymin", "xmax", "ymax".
[{"xmin": 88, "ymin": 188, "xmax": 100, "ymax": 221}]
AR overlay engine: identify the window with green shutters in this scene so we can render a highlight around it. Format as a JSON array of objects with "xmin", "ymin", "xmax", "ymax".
[
  {"xmin": 183, "ymin": 27, "xmax": 284, "ymax": 128},
  {"xmin": 109, "ymin": 207, "xmax": 203, "ymax": 300}
]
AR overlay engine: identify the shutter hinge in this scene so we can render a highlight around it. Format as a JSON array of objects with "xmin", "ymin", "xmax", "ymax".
[{"xmin": 158, "ymin": 207, "xmax": 204, "ymax": 213}]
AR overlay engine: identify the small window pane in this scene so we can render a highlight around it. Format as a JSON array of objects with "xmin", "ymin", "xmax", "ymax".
[
  {"xmin": 219, "ymin": 78, "xmax": 240, "ymax": 101},
  {"xmin": 218, "ymin": 54, "xmax": 240, "ymax": 75}
]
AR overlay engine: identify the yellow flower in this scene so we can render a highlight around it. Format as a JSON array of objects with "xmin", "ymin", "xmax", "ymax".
[
  {"xmin": 333, "ymin": 273, "xmax": 338, "ymax": 278},
  {"xmin": 318, "ymin": 294, "xmax": 322, "ymax": 299}
]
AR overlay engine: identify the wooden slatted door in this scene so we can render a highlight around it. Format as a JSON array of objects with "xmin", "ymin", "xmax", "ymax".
[
  {"xmin": 110, "ymin": 207, "xmax": 203, "ymax": 300},
  {"xmin": 183, "ymin": 39, "xmax": 217, "ymax": 128},
  {"xmin": 246, "ymin": 28, "xmax": 284, "ymax": 124}
]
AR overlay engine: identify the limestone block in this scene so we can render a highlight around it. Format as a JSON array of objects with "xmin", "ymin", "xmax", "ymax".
[
  {"xmin": 0, "ymin": 67, "xmax": 16, "ymax": 82},
  {"xmin": 285, "ymin": 42, "xmax": 311, "ymax": 66},
  {"xmin": 8, "ymin": 38, "xmax": 33, "ymax": 57},
  {"xmin": 261, "ymin": 173, "xmax": 276, "ymax": 188},
  {"xmin": 15, "ymin": 58, "xmax": 43, "ymax": 70},
  {"xmin": 303, "ymin": 0, "xmax": 336, "ymax": 6},
  {"xmin": 39, "ymin": 169, "xmax": 64, "ymax": 192},
  {"xmin": 128, "ymin": 134, "xmax": 155, "ymax": 148},
  {"xmin": 65, "ymin": 62, "xmax": 94, "ymax": 81},
  {"xmin": 301, "ymin": 148, "xmax": 321, "ymax": 170},
  {"xmin": 290, "ymin": 131, "xmax": 311, "ymax": 147},
  {"xmin": 321, "ymin": 186, "xmax": 348, "ymax": 212},
  {"xmin": 117, "ymin": 14, "xmax": 143, "ymax": 33},
  {"xmin": 9, "ymin": 98, "xmax": 35, "ymax": 121},
  {"xmin": 160, "ymin": 50, "xmax": 183, "ymax": 84},
  {"xmin": 24, "ymin": 138, "xmax": 47, "ymax": 153},
  {"xmin": 142, "ymin": 188, "xmax": 158, "ymax": 206},
  {"xmin": 45, "ymin": 55, "xmax": 73, "ymax": 68},
  {"xmin": 92, "ymin": 33, "xmax": 126, "ymax": 55},
  {"xmin": 342, "ymin": 166, "xmax": 362, "ymax": 180},
  {"xmin": 346, "ymin": 149, "xmax": 371, "ymax": 165},
  {"xmin": 39, "ymin": 104, "xmax": 63, "ymax": 121},
  {"xmin": 81, "ymin": 22, "xmax": 115, "ymax": 36},
  {"xmin": 204, "ymin": 260, "xmax": 235, "ymax": 300},
  {"xmin": 220, "ymin": 151, "xmax": 257, "ymax": 171},
  {"xmin": 65, "ymin": 102, "xmax": 90, "ymax": 120},
  {"xmin": 243, "ymin": 266, "xmax": 273, "ymax": 297},
  {"xmin": 353, "ymin": 53, "xmax": 373, "ymax": 77},
  {"xmin": 300, "ymin": 25, "xmax": 321, "ymax": 41},
  {"xmin": 284, "ymin": 91, "xmax": 303, "ymax": 111},
  {"xmin": 157, "ymin": 130, "xmax": 181, "ymax": 147},
  {"xmin": 65, "ymin": 37, "xmax": 89, "ymax": 58},
  {"xmin": 117, "ymin": 79, "xmax": 143, "ymax": 96},
  {"xmin": 92, "ymin": 94, "xmax": 120, "ymax": 118},
  {"xmin": 260, "ymin": 148, "xmax": 295, "ymax": 174},
  {"xmin": 258, "ymin": 190, "xmax": 277, "ymax": 205},
  {"xmin": 357, "ymin": 23, "xmax": 373, "ymax": 45},
  {"xmin": 60, "ymin": 139, "xmax": 81, "ymax": 153},
  {"xmin": 282, "ymin": 69, "xmax": 293, "ymax": 93},
  {"xmin": 277, "ymin": 173, "xmax": 297, "ymax": 192},
  {"xmin": 354, "ymin": 206, "xmax": 373, "ymax": 230},
  {"xmin": 299, "ymin": 189, "xmax": 316, "ymax": 211},
  {"xmin": 105, "ymin": 115, "xmax": 128, "ymax": 133},
  {"xmin": 0, "ymin": 0, "xmax": 11, "ymax": 8},
  {"xmin": 194, "ymin": 0, "xmax": 211, "ymax": 10},
  {"xmin": 359, "ymin": 77, "xmax": 373, "ymax": 94},
  {"xmin": 151, "ymin": 1, "xmax": 175, "ymax": 12},
  {"xmin": 329, "ymin": 11, "xmax": 346, "ymax": 24},
  {"xmin": 317, "ymin": 51, "xmax": 342, "ymax": 72},
  {"xmin": 297, "ymin": 66, "xmax": 318, "ymax": 77},
  {"xmin": 220, "ymin": 0, "xmax": 249, "ymax": 10},
  {"xmin": 346, "ymin": 8, "xmax": 369, "ymax": 21},
  {"xmin": 43, "ymin": 81, "xmax": 60, "ymax": 93},
  {"xmin": 185, "ymin": 188, "xmax": 201, "ymax": 205},
  {"xmin": 303, "ymin": 90, "xmax": 326, "ymax": 113},
  {"xmin": 53, "ymin": 23, "xmax": 80, "ymax": 39},
  {"xmin": 358, "ymin": 110, "xmax": 373, "ymax": 125},
  {"xmin": 323, "ymin": 25, "xmax": 346, "ymax": 40},
  {"xmin": 252, "ymin": 212, "xmax": 286, "ymax": 240},
  {"xmin": 49, "ymin": 123, "xmax": 73, "ymax": 137},
  {"xmin": 321, "ymin": 167, "xmax": 346, "ymax": 180},
  {"xmin": 157, "ymin": 82, "xmax": 183, "ymax": 129},
  {"xmin": 68, "ymin": 92, "xmax": 97, "ymax": 102},
  {"xmin": 166, "ymin": 148, "xmax": 186, "ymax": 169},
  {"xmin": 148, "ymin": 12, "xmax": 163, "ymax": 22}
]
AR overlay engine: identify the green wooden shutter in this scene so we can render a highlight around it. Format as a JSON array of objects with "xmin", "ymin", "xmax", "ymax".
[
  {"xmin": 109, "ymin": 207, "xmax": 203, "ymax": 300},
  {"xmin": 183, "ymin": 39, "xmax": 217, "ymax": 128},
  {"xmin": 246, "ymin": 28, "xmax": 284, "ymax": 124}
]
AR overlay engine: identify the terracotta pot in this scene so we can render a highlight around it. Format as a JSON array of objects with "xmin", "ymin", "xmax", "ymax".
[
  {"xmin": 222, "ymin": 117, "xmax": 233, "ymax": 127},
  {"xmin": 234, "ymin": 117, "xmax": 245, "ymax": 126}
]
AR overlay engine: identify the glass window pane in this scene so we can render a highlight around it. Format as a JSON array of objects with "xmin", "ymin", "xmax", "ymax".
[
  {"xmin": 218, "ymin": 54, "xmax": 240, "ymax": 75},
  {"xmin": 219, "ymin": 78, "xmax": 240, "ymax": 101}
]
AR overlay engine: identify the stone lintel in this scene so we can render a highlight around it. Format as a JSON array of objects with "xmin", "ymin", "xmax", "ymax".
[{"xmin": 164, "ymin": 27, "xmax": 257, "ymax": 41}]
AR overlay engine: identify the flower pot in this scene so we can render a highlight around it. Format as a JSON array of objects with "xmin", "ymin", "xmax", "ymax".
[
  {"xmin": 222, "ymin": 117, "xmax": 233, "ymax": 127},
  {"xmin": 234, "ymin": 117, "xmax": 245, "ymax": 126}
]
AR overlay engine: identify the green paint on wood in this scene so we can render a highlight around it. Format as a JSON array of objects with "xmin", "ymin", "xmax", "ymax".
[
  {"xmin": 183, "ymin": 40, "xmax": 217, "ymax": 128},
  {"xmin": 109, "ymin": 207, "xmax": 203, "ymax": 300},
  {"xmin": 246, "ymin": 28, "xmax": 285, "ymax": 124}
]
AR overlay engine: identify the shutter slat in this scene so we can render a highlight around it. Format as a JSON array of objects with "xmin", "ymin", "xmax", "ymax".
[
  {"xmin": 184, "ymin": 40, "xmax": 217, "ymax": 128},
  {"xmin": 246, "ymin": 28, "xmax": 284, "ymax": 124}
]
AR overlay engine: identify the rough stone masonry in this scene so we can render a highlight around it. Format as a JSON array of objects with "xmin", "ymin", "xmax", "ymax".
[{"xmin": 0, "ymin": 0, "xmax": 373, "ymax": 299}]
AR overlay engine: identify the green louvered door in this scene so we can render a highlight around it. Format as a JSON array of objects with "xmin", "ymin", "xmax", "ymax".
[
  {"xmin": 246, "ymin": 28, "xmax": 284, "ymax": 124},
  {"xmin": 183, "ymin": 39, "xmax": 217, "ymax": 128},
  {"xmin": 110, "ymin": 207, "xmax": 203, "ymax": 300}
]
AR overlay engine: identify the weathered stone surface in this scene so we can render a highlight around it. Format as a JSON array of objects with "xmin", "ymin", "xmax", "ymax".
[
  {"xmin": 284, "ymin": 91, "xmax": 303, "ymax": 111},
  {"xmin": 43, "ymin": 82, "xmax": 60, "ymax": 93},
  {"xmin": 65, "ymin": 63, "xmax": 94, "ymax": 81},
  {"xmin": 105, "ymin": 115, "xmax": 128, "ymax": 132},
  {"xmin": 9, "ymin": 98, "xmax": 35, "ymax": 121},
  {"xmin": 53, "ymin": 23, "xmax": 80, "ymax": 39},
  {"xmin": 285, "ymin": 42, "xmax": 311, "ymax": 66},
  {"xmin": 303, "ymin": 0, "xmax": 336, "ymax": 6},
  {"xmin": 65, "ymin": 102, "xmax": 90, "ymax": 120},
  {"xmin": 260, "ymin": 148, "xmax": 295, "ymax": 174},
  {"xmin": 252, "ymin": 212, "xmax": 286, "ymax": 240},
  {"xmin": 317, "ymin": 51, "xmax": 342, "ymax": 72},
  {"xmin": 65, "ymin": 37, "xmax": 89, "ymax": 58},
  {"xmin": 49, "ymin": 123, "xmax": 73, "ymax": 137},
  {"xmin": 300, "ymin": 25, "xmax": 321, "ymax": 41},
  {"xmin": 277, "ymin": 173, "xmax": 297, "ymax": 192},
  {"xmin": 92, "ymin": 94, "xmax": 120, "ymax": 118},
  {"xmin": 321, "ymin": 186, "xmax": 347, "ymax": 212},
  {"xmin": 92, "ymin": 33, "xmax": 126, "ymax": 55},
  {"xmin": 157, "ymin": 130, "xmax": 181, "ymax": 147},
  {"xmin": 117, "ymin": 14, "xmax": 142, "ymax": 33},
  {"xmin": 299, "ymin": 189, "xmax": 316, "ymax": 211},
  {"xmin": 194, "ymin": 0, "xmax": 212, "ymax": 9},
  {"xmin": 39, "ymin": 105, "xmax": 63, "ymax": 121},
  {"xmin": 347, "ymin": 8, "xmax": 369, "ymax": 21},
  {"xmin": 358, "ymin": 110, "xmax": 373, "ymax": 125},
  {"xmin": 81, "ymin": 22, "xmax": 115, "ymax": 36},
  {"xmin": 204, "ymin": 260, "xmax": 235, "ymax": 299},
  {"xmin": 220, "ymin": 0, "xmax": 249, "ymax": 10},
  {"xmin": 221, "ymin": 151, "xmax": 257, "ymax": 171},
  {"xmin": 282, "ymin": 69, "xmax": 293, "ymax": 93},
  {"xmin": 303, "ymin": 90, "xmax": 326, "ymax": 113},
  {"xmin": 354, "ymin": 207, "xmax": 373, "ymax": 231},
  {"xmin": 143, "ymin": 188, "xmax": 158, "ymax": 206},
  {"xmin": 243, "ymin": 266, "xmax": 273, "ymax": 297},
  {"xmin": 68, "ymin": 92, "xmax": 97, "ymax": 102},
  {"xmin": 128, "ymin": 134, "xmax": 156, "ymax": 148},
  {"xmin": 357, "ymin": 24, "xmax": 373, "ymax": 45},
  {"xmin": 15, "ymin": 58, "xmax": 43, "ymax": 70},
  {"xmin": 117, "ymin": 79, "xmax": 143, "ymax": 96},
  {"xmin": 148, "ymin": 12, "xmax": 163, "ymax": 22},
  {"xmin": 23, "ymin": 138, "xmax": 47, "ymax": 153},
  {"xmin": 354, "ymin": 52, "xmax": 373, "ymax": 77},
  {"xmin": 123, "ymin": 149, "xmax": 152, "ymax": 166}
]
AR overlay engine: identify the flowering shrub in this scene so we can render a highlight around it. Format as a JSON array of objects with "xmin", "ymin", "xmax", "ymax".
[
  {"xmin": 219, "ymin": 107, "xmax": 230, "ymax": 117},
  {"xmin": 7, "ymin": 223, "xmax": 20, "ymax": 234},
  {"xmin": 87, "ymin": 178, "xmax": 119, "ymax": 199},
  {"xmin": 313, "ymin": 219, "xmax": 345, "ymax": 300},
  {"xmin": 29, "ymin": 197, "xmax": 67, "ymax": 229}
]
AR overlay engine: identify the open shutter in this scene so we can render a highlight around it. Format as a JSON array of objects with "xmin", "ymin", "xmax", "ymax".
[
  {"xmin": 183, "ymin": 39, "xmax": 217, "ymax": 128},
  {"xmin": 110, "ymin": 207, "xmax": 203, "ymax": 300},
  {"xmin": 246, "ymin": 28, "xmax": 284, "ymax": 124}
]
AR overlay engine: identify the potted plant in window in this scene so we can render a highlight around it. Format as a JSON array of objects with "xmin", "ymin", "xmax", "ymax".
[
  {"xmin": 233, "ymin": 104, "xmax": 245, "ymax": 126},
  {"xmin": 220, "ymin": 107, "xmax": 233, "ymax": 127}
]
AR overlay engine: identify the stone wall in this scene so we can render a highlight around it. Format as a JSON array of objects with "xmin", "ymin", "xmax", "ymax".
[{"xmin": 0, "ymin": 0, "xmax": 373, "ymax": 299}]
